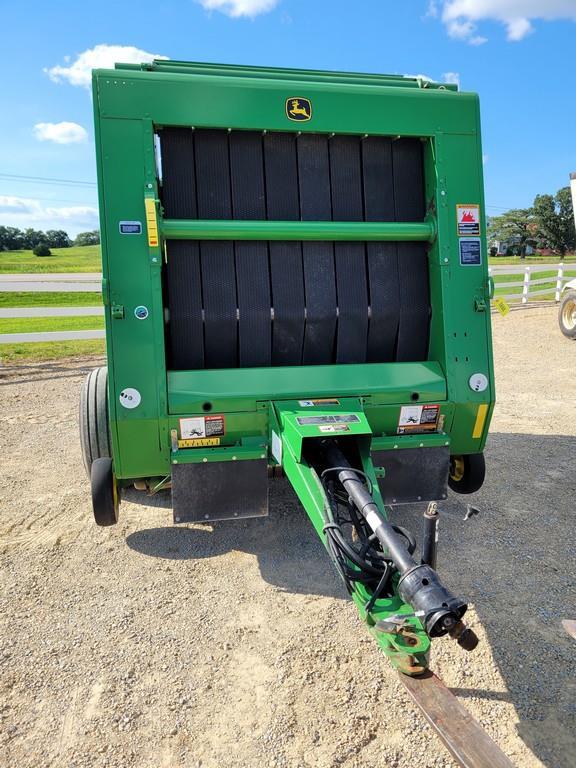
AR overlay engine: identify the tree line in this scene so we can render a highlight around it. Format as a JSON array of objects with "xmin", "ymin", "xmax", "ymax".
[
  {"xmin": 488, "ymin": 186, "xmax": 575, "ymax": 257},
  {"xmin": 0, "ymin": 227, "xmax": 100, "ymax": 251}
]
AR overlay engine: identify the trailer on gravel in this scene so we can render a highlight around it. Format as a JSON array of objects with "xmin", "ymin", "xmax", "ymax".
[
  {"xmin": 558, "ymin": 171, "xmax": 576, "ymax": 339},
  {"xmin": 80, "ymin": 60, "xmax": 508, "ymax": 765}
]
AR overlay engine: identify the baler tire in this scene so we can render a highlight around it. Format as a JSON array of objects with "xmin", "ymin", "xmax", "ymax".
[
  {"xmin": 448, "ymin": 453, "xmax": 485, "ymax": 495},
  {"xmin": 559, "ymin": 292, "xmax": 576, "ymax": 339},
  {"xmin": 91, "ymin": 458, "xmax": 119, "ymax": 526},
  {"xmin": 80, "ymin": 367, "xmax": 111, "ymax": 477}
]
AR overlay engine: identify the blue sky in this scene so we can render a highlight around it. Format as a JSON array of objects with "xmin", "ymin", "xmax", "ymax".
[{"xmin": 0, "ymin": 0, "xmax": 574, "ymax": 236}]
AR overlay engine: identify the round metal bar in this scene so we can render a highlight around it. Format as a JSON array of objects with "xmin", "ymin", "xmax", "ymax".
[{"xmin": 162, "ymin": 219, "xmax": 435, "ymax": 242}]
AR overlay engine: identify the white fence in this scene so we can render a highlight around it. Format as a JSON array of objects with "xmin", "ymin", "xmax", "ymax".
[
  {"xmin": 0, "ymin": 272, "xmax": 104, "ymax": 345},
  {"xmin": 489, "ymin": 263, "xmax": 575, "ymax": 305}
]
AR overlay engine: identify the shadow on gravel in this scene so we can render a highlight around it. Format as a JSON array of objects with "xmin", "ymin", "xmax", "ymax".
[
  {"xmin": 126, "ymin": 431, "xmax": 576, "ymax": 768},
  {"xmin": 125, "ymin": 479, "xmax": 347, "ymax": 600},
  {"xmin": 442, "ymin": 431, "xmax": 575, "ymax": 768},
  {"xmin": 0, "ymin": 358, "xmax": 105, "ymax": 385}
]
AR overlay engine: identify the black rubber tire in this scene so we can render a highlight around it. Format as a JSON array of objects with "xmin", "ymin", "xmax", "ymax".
[
  {"xmin": 79, "ymin": 367, "xmax": 111, "ymax": 478},
  {"xmin": 559, "ymin": 291, "xmax": 576, "ymax": 340},
  {"xmin": 448, "ymin": 453, "xmax": 486, "ymax": 495},
  {"xmin": 91, "ymin": 457, "xmax": 119, "ymax": 526}
]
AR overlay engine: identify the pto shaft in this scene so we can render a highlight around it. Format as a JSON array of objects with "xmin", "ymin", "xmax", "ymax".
[{"xmin": 321, "ymin": 441, "xmax": 473, "ymax": 643}]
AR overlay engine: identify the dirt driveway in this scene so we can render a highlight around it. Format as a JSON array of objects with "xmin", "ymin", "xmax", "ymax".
[{"xmin": 1, "ymin": 306, "xmax": 575, "ymax": 768}]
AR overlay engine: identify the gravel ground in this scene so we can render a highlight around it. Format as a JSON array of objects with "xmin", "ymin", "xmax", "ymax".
[{"xmin": 1, "ymin": 306, "xmax": 575, "ymax": 768}]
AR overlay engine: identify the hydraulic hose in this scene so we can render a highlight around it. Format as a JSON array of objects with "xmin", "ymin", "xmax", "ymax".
[{"xmin": 320, "ymin": 441, "xmax": 473, "ymax": 642}]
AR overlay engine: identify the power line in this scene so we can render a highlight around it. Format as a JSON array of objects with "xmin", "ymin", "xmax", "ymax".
[
  {"xmin": 0, "ymin": 192, "xmax": 97, "ymax": 206},
  {"xmin": 0, "ymin": 172, "xmax": 96, "ymax": 188}
]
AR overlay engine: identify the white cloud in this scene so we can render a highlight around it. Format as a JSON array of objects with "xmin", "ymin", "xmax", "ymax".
[
  {"xmin": 404, "ymin": 73, "xmax": 435, "ymax": 82},
  {"xmin": 33, "ymin": 122, "xmax": 88, "ymax": 144},
  {"xmin": 443, "ymin": 71, "xmax": 461, "ymax": 86},
  {"xmin": 436, "ymin": 0, "xmax": 576, "ymax": 43},
  {"xmin": 0, "ymin": 196, "xmax": 99, "ymax": 236},
  {"xmin": 404, "ymin": 72, "xmax": 462, "ymax": 88},
  {"xmin": 45, "ymin": 44, "xmax": 168, "ymax": 88},
  {"xmin": 197, "ymin": 0, "xmax": 278, "ymax": 17}
]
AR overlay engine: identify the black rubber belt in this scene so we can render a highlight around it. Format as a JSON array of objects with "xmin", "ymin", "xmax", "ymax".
[
  {"xmin": 297, "ymin": 134, "xmax": 337, "ymax": 365},
  {"xmin": 194, "ymin": 130, "xmax": 238, "ymax": 368},
  {"xmin": 393, "ymin": 139, "xmax": 430, "ymax": 362},
  {"xmin": 264, "ymin": 133, "xmax": 305, "ymax": 366},
  {"xmin": 362, "ymin": 136, "xmax": 400, "ymax": 363},
  {"xmin": 329, "ymin": 135, "xmax": 368, "ymax": 364},
  {"xmin": 165, "ymin": 240, "xmax": 204, "ymax": 369},
  {"xmin": 160, "ymin": 129, "xmax": 204, "ymax": 369},
  {"xmin": 229, "ymin": 132, "xmax": 271, "ymax": 367},
  {"xmin": 160, "ymin": 128, "xmax": 197, "ymax": 219}
]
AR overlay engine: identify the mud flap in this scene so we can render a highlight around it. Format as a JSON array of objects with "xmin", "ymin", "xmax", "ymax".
[
  {"xmin": 172, "ymin": 459, "xmax": 268, "ymax": 523},
  {"xmin": 372, "ymin": 446, "xmax": 449, "ymax": 504}
]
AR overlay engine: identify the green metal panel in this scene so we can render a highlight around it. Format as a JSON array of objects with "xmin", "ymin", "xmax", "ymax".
[
  {"xmin": 95, "ymin": 69, "xmax": 478, "ymax": 136},
  {"xmin": 167, "ymin": 362, "xmax": 447, "ymax": 414}
]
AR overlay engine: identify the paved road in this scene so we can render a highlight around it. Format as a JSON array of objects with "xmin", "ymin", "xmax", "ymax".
[
  {"xmin": 0, "ymin": 273, "xmax": 101, "ymax": 292},
  {"xmin": 0, "ymin": 330, "xmax": 105, "ymax": 343},
  {"xmin": 0, "ymin": 273, "xmax": 102, "ymax": 281},
  {"xmin": 0, "ymin": 307, "xmax": 104, "ymax": 318}
]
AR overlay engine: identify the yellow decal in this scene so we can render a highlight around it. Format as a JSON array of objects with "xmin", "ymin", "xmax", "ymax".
[
  {"xmin": 472, "ymin": 404, "xmax": 489, "ymax": 439},
  {"xmin": 286, "ymin": 97, "xmax": 312, "ymax": 122},
  {"xmin": 178, "ymin": 437, "xmax": 221, "ymax": 448},
  {"xmin": 494, "ymin": 297, "xmax": 510, "ymax": 317},
  {"xmin": 144, "ymin": 197, "xmax": 159, "ymax": 248}
]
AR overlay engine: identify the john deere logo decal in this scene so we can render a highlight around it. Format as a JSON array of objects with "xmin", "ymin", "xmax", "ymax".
[{"xmin": 286, "ymin": 97, "xmax": 312, "ymax": 122}]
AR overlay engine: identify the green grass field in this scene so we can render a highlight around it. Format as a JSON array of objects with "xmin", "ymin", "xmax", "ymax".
[
  {"xmin": 0, "ymin": 291, "xmax": 103, "ymax": 308},
  {"xmin": 0, "ymin": 340, "xmax": 105, "ymax": 364},
  {"xmin": 0, "ymin": 245, "xmax": 101, "ymax": 273},
  {"xmin": 0, "ymin": 316, "xmax": 104, "ymax": 334}
]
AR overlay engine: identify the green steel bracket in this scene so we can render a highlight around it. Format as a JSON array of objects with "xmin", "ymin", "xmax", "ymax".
[
  {"xmin": 272, "ymin": 399, "xmax": 430, "ymax": 674},
  {"xmin": 474, "ymin": 296, "xmax": 487, "ymax": 312},
  {"xmin": 171, "ymin": 444, "xmax": 267, "ymax": 465}
]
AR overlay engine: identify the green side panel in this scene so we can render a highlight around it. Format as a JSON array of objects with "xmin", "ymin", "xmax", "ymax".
[{"xmin": 94, "ymin": 114, "xmax": 169, "ymax": 478}]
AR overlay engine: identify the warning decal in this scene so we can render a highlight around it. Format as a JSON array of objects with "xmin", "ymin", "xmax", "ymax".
[
  {"xmin": 178, "ymin": 437, "xmax": 220, "ymax": 448},
  {"xmin": 457, "ymin": 204, "xmax": 481, "ymax": 237},
  {"xmin": 459, "ymin": 238, "xmax": 482, "ymax": 266},
  {"xmin": 179, "ymin": 415, "xmax": 225, "ymax": 440},
  {"xmin": 319, "ymin": 424, "xmax": 350, "ymax": 433},
  {"xmin": 296, "ymin": 414, "xmax": 360, "ymax": 426},
  {"xmin": 144, "ymin": 197, "xmax": 159, "ymax": 248},
  {"xmin": 298, "ymin": 398, "xmax": 340, "ymax": 407},
  {"xmin": 397, "ymin": 404, "xmax": 440, "ymax": 435}
]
